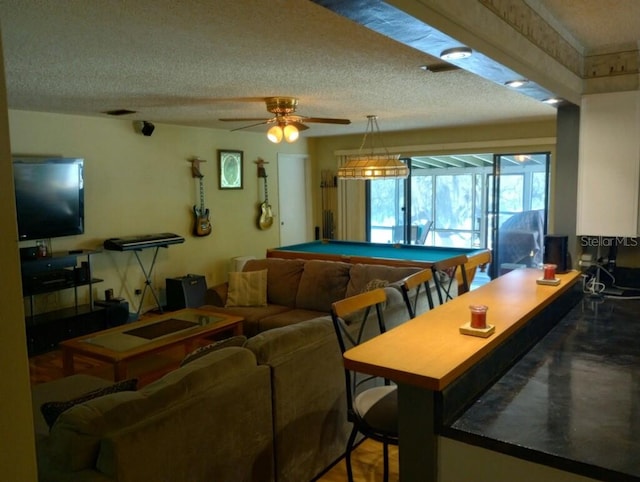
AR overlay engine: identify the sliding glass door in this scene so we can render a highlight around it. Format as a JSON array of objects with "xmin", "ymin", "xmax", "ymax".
[
  {"xmin": 367, "ymin": 151, "xmax": 550, "ymax": 278},
  {"xmin": 368, "ymin": 177, "xmax": 406, "ymax": 243},
  {"xmin": 489, "ymin": 153, "xmax": 550, "ymax": 278}
]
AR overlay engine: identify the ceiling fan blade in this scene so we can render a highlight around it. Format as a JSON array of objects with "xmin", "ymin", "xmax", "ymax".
[
  {"xmin": 291, "ymin": 121, "xmax": 309, "ymax": 131},
  {"xmin": 229, "ymin": 120, "xmax": 270, "ymax": 132},
  {"xmin": 300, "ymin": 117, "xmax": 351, "ymax": 125},
  {"xmin": 219, "ymin": 117, "xmax": 271, "ymax": 122}
]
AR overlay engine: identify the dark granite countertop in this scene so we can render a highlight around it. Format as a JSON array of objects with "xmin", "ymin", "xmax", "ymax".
[{"xmin": 446, "ymin": 296, "xmax": 640, "ymax": 482}]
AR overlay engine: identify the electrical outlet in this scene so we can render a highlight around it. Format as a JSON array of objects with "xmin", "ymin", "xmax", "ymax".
[{"xmin": 135, "ymin": 289, "xmax": 142, "ymax": 296}]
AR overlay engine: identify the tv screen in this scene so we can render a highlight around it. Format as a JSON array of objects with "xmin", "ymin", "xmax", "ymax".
[{"xmin": 12, "ymin": 157, "xmax": 85, "ymax": 241}]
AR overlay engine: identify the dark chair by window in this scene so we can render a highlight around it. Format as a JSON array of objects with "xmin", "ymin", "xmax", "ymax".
[
  {"xmin": 497, "ymin": 210, "xmax": 545, "ymax": 270},
  {"xmin": 392, "ymin": 225, "xmax": 418, "ymax": 244},
  {"xmin": 400, "ymin": 269, "xmax": 435, "ymax": 318},
  {"xmin": 432, "ymin": 254, "xmax": 469, "ymax": 304},
  {"xmin": 331, "ymin": 288, "xmax": 398, "ymax": 482}
]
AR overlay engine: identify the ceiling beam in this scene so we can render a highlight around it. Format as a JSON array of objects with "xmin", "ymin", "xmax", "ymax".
[{"xmin": 312, "ymin": 0, "xmax": 582, "ymax": 105}]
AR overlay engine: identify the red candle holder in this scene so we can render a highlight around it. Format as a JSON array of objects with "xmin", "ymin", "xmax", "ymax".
[
  {"xmin": 469, "ymin": 305, "xmax": 488, "ymax": 329},
  {"xmin": 543, "ymin": 263, "xmax": 557, "ymax": 280}
]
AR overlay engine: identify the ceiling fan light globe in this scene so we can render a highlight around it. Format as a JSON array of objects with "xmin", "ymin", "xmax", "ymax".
[
  {"xmin": 267, "ymin": 125, "xmax": 283, "ymax": 143},
  {"xmin": 283, "ymin": 124, "xmax": 299, "ymax": 143}
]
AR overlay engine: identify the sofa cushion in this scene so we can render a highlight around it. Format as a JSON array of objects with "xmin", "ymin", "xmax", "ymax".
[
  {"xmin": 363, "ymin": 278, "xmax": 390, "ymax": 291},
  {"xmin": 346, "ymin": 263, "xmax": 422, "ymax": 297},
  {"xmin": 257, "ymin": 309, "xmax": 327, "ymax": 333},
  {"xmin": 94, "ymin": 362, "xmax": 274, "ymax": 482},
  {"xmin": 226, "ymin": 269, "xmax": 268, "ymax": 307},
  {"xmin": 47, "ymin": 347, "xmax": 259, "ymax": 472},
  {"xmin": 295, "ymin": 260, "xmax": 351, "ymax": 312},
  {"xmin": 201, "ymin": 304, "xmax": 293, "ymax": 337},
  {"xmin": 245, "ymin": 316, "xmax": 349, "ymax": 481},
  {"xmin": 244, "ymin": 258, "xmax": 305, "ymax": 307},
  {"xmin": 31, "ymin": 374, "xmax": 114, "ymax": 437}
]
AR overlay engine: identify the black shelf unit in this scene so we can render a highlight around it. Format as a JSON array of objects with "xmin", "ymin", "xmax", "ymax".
[
  {"xmin": 21, "ymin": 250, "xmax": 105, "ymax": 355},
  {"xmin": 25, "ymin": 304, "xmax": 106, "ymax": 355},
  {"xmin": 22, "ymin": 277, "xmax": 104, "ymax": 298}
]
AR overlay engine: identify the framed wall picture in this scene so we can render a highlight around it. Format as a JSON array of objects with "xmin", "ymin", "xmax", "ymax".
[{"xmin": 217, "ymin": 150, "xmax": 243, "ymax": 189}]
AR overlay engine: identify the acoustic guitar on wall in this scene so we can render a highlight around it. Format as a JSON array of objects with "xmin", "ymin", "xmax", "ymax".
[
  {"xmin": 190, "ymin": 158, "xmax": 212, "ymax": 237},
  {"xmin": 256, "ymin": 158, "xmax": 274, "ymax": 230}
]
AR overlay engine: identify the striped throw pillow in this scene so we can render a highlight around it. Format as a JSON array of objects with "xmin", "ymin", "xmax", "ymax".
[{"xmin": 225, "ymin": 269, "xmax": 268, "ymax": 307}]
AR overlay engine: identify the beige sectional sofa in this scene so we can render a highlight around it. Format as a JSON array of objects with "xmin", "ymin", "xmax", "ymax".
[
  {"xmin": 245, "ymin": 316, "xmax": 348, "ymax": 482},
  {"xmin": 33, "ymin": 257, "xmax": 436, "ymax": 481},
  {"xmin": 204, "ymin": 257, "xmax": 432, "ymax": 336},
  {"xmin": 33, "ymin": 347, "xmax": 274, "ymax": 482}
]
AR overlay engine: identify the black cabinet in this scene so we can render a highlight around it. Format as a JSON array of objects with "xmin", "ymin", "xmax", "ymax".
[{"xmin": 22, "ymin": 250, "xmax": 105, "ymax": 355}]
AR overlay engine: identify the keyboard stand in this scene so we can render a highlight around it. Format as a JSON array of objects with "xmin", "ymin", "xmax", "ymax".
[
  {"xmin": 103, "ymin": 234, "xmax": 184, "ymax": 316},
  {"xmin": 132, "ymin": 245, "xmax": 165, "ymax": 316}
]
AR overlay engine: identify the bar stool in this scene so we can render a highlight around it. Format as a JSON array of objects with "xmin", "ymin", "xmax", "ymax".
[
  {"xmin": 464, "ymin": 250, "xmax": 492, "ymax": 287},
  {"xmin": 331, "ymin": 288, "xmax": 398, "ymax": 482},
  {"xmin": 400, "ymin": 269, "xmax": 435, "ymax": 318}
]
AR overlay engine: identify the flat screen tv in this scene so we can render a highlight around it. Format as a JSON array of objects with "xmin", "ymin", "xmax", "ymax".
[{"xmin": 12, "ymin": 157, "xmax": 85, "ymax": 241}]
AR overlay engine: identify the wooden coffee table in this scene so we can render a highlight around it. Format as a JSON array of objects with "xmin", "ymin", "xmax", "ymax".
[{"xmin": 59, "ymin": 308, "xmax": 243, "ymax": 381}]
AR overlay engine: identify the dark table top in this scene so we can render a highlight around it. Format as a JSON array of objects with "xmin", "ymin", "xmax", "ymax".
[{"xmin": 447, "ymin": 295, "xmax": 640, "ymax": 482}]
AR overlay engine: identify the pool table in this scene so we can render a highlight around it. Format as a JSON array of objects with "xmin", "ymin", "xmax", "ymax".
[{"xmin": 267, "ymin": 240, "xmax": 489, "ymax": 271}]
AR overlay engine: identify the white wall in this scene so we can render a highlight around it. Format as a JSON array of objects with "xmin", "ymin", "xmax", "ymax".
[{"xmin": 8, "ymin": 110, "xmax": 308, "ymax": 315}]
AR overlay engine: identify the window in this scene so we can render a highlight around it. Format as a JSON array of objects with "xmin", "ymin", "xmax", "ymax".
[
  {"xmin": 368, "ymin": 152, "xmax": 550, "ymax": 265},
  {"xmin": 369, "ymin": 178, "xmax": 405, "ymax": 243}
]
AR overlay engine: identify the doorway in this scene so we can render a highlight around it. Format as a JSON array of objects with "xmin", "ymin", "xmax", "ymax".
[
  {"xmin": 489, "ymin": 153, "xmax": 550, "ymax": 278},
  {"xmin": 277, "ymin": 154, "xmax": 309, "ymax": 246}
]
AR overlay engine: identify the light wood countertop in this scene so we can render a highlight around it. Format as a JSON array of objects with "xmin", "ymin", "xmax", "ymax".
[{"xmin": 343, "ymin": 268, "xmax": 582, "ymax": 391}]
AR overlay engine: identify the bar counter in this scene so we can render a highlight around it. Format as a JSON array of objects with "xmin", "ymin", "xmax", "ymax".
[
  {"xmin": 447, "ymin": 295, "xmax": 640, "ymax": 481},
  {"xmin": 343, "ymin": 267, "xmax": 583, "ymax": 481}
]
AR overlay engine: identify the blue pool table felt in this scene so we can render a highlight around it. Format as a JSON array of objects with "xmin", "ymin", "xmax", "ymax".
[{"xmin": 274, "ymin": 240, "xmax": 484, "ymax": 263}]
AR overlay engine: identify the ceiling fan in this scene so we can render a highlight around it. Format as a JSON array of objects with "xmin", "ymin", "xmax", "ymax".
[{"xmin": 219, "ymin": 97, "xmax": 351, "ymax": 143}]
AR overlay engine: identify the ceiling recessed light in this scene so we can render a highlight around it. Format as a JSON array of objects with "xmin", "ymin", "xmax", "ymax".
[
  {"xmin": 505, "ymin": 79, "xmax": 529, "ymax": 88},
  {"xmin": 440, "ymin": 47, "xmax": 472, "ymax": 61},
  {"xmin": 542, "ymin": 97, "xmax": 562, "ymax": 104}
]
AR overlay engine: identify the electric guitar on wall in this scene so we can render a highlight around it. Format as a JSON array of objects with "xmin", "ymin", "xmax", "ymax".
[
  {"xmin": 190, "ymin": 158, "xmax": 212, "ymax": 237},
  {"xmin": 256, "ymin": 158, "xmax": 274, "ymax": 230}
]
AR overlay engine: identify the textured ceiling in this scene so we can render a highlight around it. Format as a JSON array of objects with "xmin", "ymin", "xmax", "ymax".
[
  {"xmin": 0, "ymin": 0, "xmax": 637, "ymax": 138},
  {"xmin": 534, "ymin": 0, "xmax": 640, "ymax": 53}
]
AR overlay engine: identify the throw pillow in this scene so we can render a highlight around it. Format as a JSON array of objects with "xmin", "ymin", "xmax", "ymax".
[
  {"xmin": 362, "ymin": 278, "xmax": 390, "ymax": 292},
  {"xmin": 180, "ymin": 335, "xmax": 248, "ymax": 366},
  {"xmin": 361, "ymin": 278, "xmax": 389, "ymax": 310},
  {"xmin": 225, "ymin": 269, "xmax": 268, "ymax": 307},
  {"xmin": 40, "ymin": 378, "xmax": 138, "ymax": 429}
]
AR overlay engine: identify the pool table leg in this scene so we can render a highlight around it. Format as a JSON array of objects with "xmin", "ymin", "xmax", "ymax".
[{"xmin": 398, "ymin": 383, "xmax": 438, "ymax": 482}]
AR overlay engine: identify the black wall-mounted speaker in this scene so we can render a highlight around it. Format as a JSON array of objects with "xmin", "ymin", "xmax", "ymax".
[
  {"xmin": 543, "ymin": 235, "xmax": 570, "ymax": 273},
  {"xmin": 166, "ymin": 274, "xmax": 207, "ymax": 311},
  {"xmin": 134, "ymin": 120, "xmax": 155, "ymax": 136}
]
